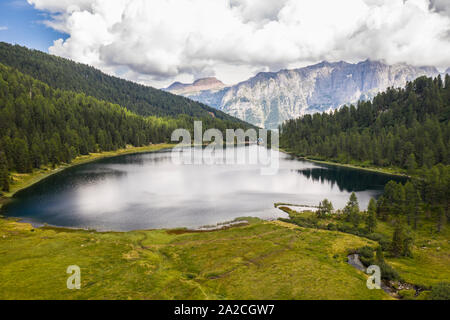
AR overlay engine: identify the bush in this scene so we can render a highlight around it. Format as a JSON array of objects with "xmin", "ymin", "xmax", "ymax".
[
  {"xmin": 398, "ymin": 289, "xmax": 416, "ymax": 300},
  {"xmin": 326, "ymin": 223, "xmax": 337, "ymax": 231},
  {"xmin": 430, "ymin": 282, "xmax": 450, "ymax": 300},
  {"xmin": 357, "ymin": 246, "xmax": 375, "ymax": 267},
  {"xmin": 415, "ymin": 291, "xmax": 431, "ymax": 300},
  {"xmin": 366, "ymin": 233, "xmax": 391, "ymax": 251},
  {"xmin": 378, "ymin": 261, "xmax": 400, "ymax": 281}
]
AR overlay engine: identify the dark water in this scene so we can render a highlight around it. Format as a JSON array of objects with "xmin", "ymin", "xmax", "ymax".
[{"xmin": 2, "ymin": 146, "xmax": 406, "ymax": 231}]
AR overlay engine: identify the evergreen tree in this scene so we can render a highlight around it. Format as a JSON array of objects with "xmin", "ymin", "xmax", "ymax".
[
  {"xmin": 317, "ymin": 199, "xmax": 334, "ymax": 218},
  {"xmin": 390, "ymin": 222, "xmax": 406, "ymax": 257},
  {"xmin": 0, "ymin": 151, "xmax": 9, "ymax": 192},
  {"xmin": 437, "ymin": 207, "xmax": 446, "ymax": 233},
  {"xmin": 375, "ymin": 245, "xmax": 384, "ymax": 263},
  {"xmin": 366, "ymin": 198, "xmax": 377, "ymax": 233},
  {"xmin": 344, "ymin": 192, "xmax": 360, "ymax": 228},
  {"xmin": 390, "ymin": 221, "xmax": 413, "ymax": 257},
  {"xmin": 405, "ymin": 153, "xmax": 417, "ymax": 175}
]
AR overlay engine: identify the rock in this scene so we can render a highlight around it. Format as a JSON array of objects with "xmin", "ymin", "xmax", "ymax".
[{"xmin": 168, "ymin": 60, "xmax": 442, "ymax": 129}]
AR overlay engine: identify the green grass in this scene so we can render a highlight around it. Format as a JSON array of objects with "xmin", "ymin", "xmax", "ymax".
[
  {"xmin": 0, "ymin": 218, "xmax": 390, "ymax": 300},
  {"xmin": 279, "ymin": 207, "xmax": 450, "ymax": 291},
  {"xmin": 384, "ymin": 220, "xmax": 450, "ymax": 288}
]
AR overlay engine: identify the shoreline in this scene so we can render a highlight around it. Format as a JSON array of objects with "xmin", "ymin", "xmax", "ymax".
[
  {"xmin": 280, "ymin": 148, "xmax": 410, "ymax": 178},
  {"xmin": 1, "ymin": 143, "xmax": 175, "ymax": 201},
  {"xmin": 2, "ymin": 144, "xmax": 407, "ymax": 234}
]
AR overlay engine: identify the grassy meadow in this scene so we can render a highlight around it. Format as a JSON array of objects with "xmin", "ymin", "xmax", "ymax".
[
  {"xmin": 279, "ymin": 207, "xmax": 450, "ymax": 296},
  {"xmin": 0, "ymin": 217, "xmax": 391, "ymax": 300}
]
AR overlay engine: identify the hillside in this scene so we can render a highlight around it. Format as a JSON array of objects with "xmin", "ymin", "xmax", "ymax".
[
  {"xmin": 0, "ymin": 42, "xmax": 247, "ymax": 124},
  {"xmin": 0, "ymin": 63, "xmax": 251, "ymax": 193},
  {"xmin": 280, "ymin": 75, "xmax": 450, "ymax": 171}
]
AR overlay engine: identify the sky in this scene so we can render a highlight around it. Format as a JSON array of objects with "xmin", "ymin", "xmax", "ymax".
[
  {"xmin": 1, "ymin": 0, "xmax": 450, "ymax": 88},
  {"xmin": 0, "ymin": 0, "xmax": 67, "ymax": 52}
]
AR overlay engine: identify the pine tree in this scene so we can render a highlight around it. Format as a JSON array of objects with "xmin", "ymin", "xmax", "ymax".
[
  {"xmin": 344, "ymin": 192, "xmax": 360, "ymax": 228},
  {"xmin": 437, "ymin": 207, "xmax": 446, "ymax": 233},
  {"xmin": 390, "ymin": 222, "xmax": 406, "ymax": 257},
  {"xmin": 0, "ymin": 151, "xmax": 9, "ymax": 192},
  {"xmin": 317, "ymin": 199, "xmax": 334, "ymax": 218},
  {"xmin": 366, "ymin": 198, "xmax": 377, "ymax": 233},
  {"xmin": 375, "ymin": 245, "xmax": 384, "ymax": 263},
  {"xmin": 390, "ymin": 221, "xmax": 413, "ymax": 257},
  {"xmin": 405, "ymin": 153, "xmax": 417, "ymax": 175}
]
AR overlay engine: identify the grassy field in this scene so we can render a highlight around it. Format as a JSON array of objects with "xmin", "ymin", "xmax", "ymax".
[
  {"xmin": 1, "ymin": 143, "xmax": 174, "ymax": 199},
  {"xmin": 385, "ymin": 220, "xmax": 450, "ymax": 288},
  {"xmin": 279, "ymin": 207, "xmax": 450, "ymax": 292},
  {"xmin": 0, "ymin": 217, "xmax": 391, "ymax": 300},
  {"xmin": 0, "ymin": 144, "xmax": 446, "ymax": 300}
]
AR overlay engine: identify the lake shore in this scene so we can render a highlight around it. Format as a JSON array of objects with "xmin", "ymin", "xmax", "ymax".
[
  {"xmin": 0, "ymin": 143, "xmax": 175, "ymax": 203},
  {"xmin": 280, "ymin": 148, "xmax": 410, "ymax": 178}
]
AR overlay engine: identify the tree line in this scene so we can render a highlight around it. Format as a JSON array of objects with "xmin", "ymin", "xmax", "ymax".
[
  {"xmin": 0, "ymin": 42, "xmax": 248, "ymax": 124},
  {"xmin": 280, "ymin": 75, "xmax": 450, "ymax": 170},
  {"xmin": 0, "ymin": 63, "xmax": 251, "ymax": 192},
  {"xmin": 314, "ymin": 163, "xmax": 448, "ymax": 259}
]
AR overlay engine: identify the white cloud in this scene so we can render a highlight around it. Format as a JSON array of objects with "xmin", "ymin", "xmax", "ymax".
[
  {"xmin": 28, "ymin": 0, "xmax": 450, "ymax": 87},
  {"xmin": 0, "ymin": 26, "xmax": 8, "ymax": 31}
]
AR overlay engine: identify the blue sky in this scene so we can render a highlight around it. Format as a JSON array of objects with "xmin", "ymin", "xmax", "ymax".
[{"xmin": 0, "ymin": 0, "xmax": 66, "ymax": 52}]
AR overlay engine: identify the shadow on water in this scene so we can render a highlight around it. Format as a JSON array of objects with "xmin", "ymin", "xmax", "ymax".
[{"xmin": 296, "ymin": 166, "xmax": 407, "ymax": 193}]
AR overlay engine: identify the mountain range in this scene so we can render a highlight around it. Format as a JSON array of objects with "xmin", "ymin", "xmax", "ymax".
[{"xmin": 165, "ymin": 60, "xmax": 447, "ymax": 128}]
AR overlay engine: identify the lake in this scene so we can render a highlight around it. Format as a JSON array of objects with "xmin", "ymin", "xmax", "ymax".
[{"xmin": 2, "ymin": 146, "xmax": 406, "ymax": 231}]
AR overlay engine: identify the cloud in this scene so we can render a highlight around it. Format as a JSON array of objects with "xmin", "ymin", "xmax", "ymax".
[
  {"xmin": 28, "ymin": 0, "xmax": 450, "ymax": 87},
  {"xmin": 0, "ymin": 26, "xmax": 8, "ymax": 31}
]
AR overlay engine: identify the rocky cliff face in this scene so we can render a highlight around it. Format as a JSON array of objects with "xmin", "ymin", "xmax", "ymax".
[{"xmin": 166, "ymin": 60, "xmax": 441, "ymax": 128}]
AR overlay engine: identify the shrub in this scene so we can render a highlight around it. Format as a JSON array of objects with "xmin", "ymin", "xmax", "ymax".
[
  {"xmin": 398, "ymin": 289, "xmax": 416, "ymax": 300},
  {"xmin": 430, "ymin": 282, "xmax": 450, "ymax": 300},
  {"xmin": 357, "ymin": 246, "xmax": 375, "ymax": 267},
  {"xmin": 378, "ymin": 261, "xmax": 400, "ymax": 281},
  {"xmin": 367, "ymin": 233, "xmax": 391, "ymax": 251},
  {"xmin": 326, "ymin": 223, "xmax": 337, "ymax": 231}
]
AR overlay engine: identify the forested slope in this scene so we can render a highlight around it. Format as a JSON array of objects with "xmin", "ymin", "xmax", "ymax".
[
  {"xmin": 280, "ymin": 75, "xmax": 450, "ymax": 171},
  {"xmin": 0, "ymin": 42, "xmax": 246, "ymax": 123},
  {"xmin": 0, "ymin": 63, "xmax": 249, "ymax": 191}
]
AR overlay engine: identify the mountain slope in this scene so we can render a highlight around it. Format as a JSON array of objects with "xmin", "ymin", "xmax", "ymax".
[
  {"xmin": 280, "ymin": 75, "xmax": 450, "ymax": 170},
  {"xmin": 168, "ymin": 60, "xmax": 441, "ymax": 129},
  {"xmin": 0, "ymin": 61, "xmax": 254, "ymax": 191},
  {"xmin": 0, "ymin": 42, "xmax": 246, "ymax": 124}
]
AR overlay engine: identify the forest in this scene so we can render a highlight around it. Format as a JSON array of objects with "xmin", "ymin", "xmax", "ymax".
[
  {"xmin": 0, "ymin": 42, "xmax": 245, "ymax": 123},
  {"xmin": 280, "ymin": 75, "xmax": 450, "ymax": 170},
  {"xmin": 0, "ymin": 63, "xmax": 251, "ymax": 192},
  {"xmin": 280, "ymin": 74, "xmax": 449, "ymax": 265}
]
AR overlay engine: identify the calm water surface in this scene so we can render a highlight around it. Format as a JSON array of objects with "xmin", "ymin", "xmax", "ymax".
[{"xmin": 3, "ymin": 146, "xmax": 405, "ymax": 231}]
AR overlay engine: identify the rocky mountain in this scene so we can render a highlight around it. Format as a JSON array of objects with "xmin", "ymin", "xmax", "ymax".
[
  {"xmin": 165, "ymin": 60, "xmax": 442, "ymax": 129},
  {"xmin": 165, "ymin": 77, "xmax": 226, "ymax": 95}
]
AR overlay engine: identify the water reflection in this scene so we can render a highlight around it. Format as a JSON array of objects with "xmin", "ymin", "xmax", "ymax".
[
  {"xmin": 296, "ymin": 166, "xmax": 403, "ymax": 192},
  {"xmin": 3, "ymin": 146, "xmax": 405, "ymax": 231}
]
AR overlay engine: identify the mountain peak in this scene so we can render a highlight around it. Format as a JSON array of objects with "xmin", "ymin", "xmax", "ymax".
[
  {"xmin": 165, "ymin": 77, "xmax": 226, "ymax": 95},
  {"xmin": 192, "ymin": 77, "xmax": 224, "ymax": 86}
]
